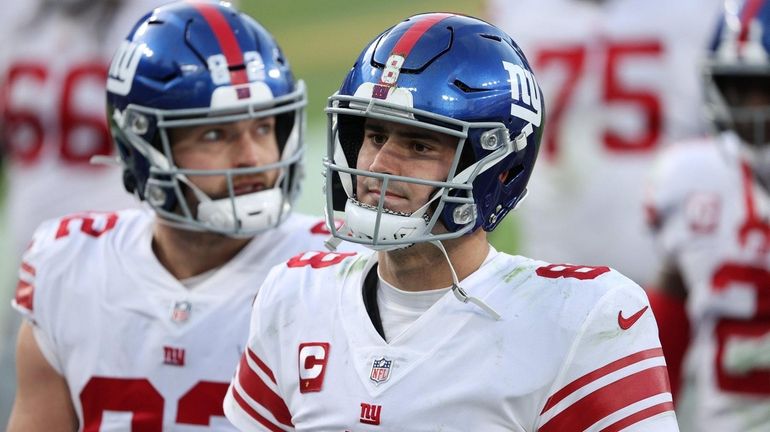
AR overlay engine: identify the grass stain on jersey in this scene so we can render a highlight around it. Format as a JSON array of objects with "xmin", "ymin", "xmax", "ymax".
[
  {"xmin": 503, "ymin": 266, "xmax": 527, "ymax": 283},
  {"xmin": 338, "ymin": 254, "xmax": 368, "ymax": 279}
]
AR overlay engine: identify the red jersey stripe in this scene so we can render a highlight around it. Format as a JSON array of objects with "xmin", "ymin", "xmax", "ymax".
[
  {"xmin": 20, "ymin": 261, "xmax": 36, "ymax": 276},
  {"xmin": 733, "ymin": 160, "xmax": 770, "ymax": 252},
  {"xmin": 740, "ymin": 160, "xmax": 758, "ymax": 220},
  {"xmin": 191, "ymin": 2, "xmax": 248, "ymax": 85},
  {"xmin": 390, "ymin": 13, "xmax": 454, "ymax": 57},
  {"xmin": 231, "ymin": 386, "xmax": 288, "ymax": 432},
  {"xmin": 14, "ymin": 280, "xmax": 33, "ymax": 311},
  {"xmin": 600, "ymin": 401, "xmax": 675, "ymax": 432},
  {"xmin": 248, "ymin": 347, "xmax": 277, "ymax": 383},
  {"xmin": 541, "ymin": 347, "xmax": 664, "ymax": 414},
  {"xmin": 539, "ymin": 365, "xmax": 671, "ymax": 432},
  {"xmin": 237, "ymin": 355, "xmax": 293, "ymax": 426}
]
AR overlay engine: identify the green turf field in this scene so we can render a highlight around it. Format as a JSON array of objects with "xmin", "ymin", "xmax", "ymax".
[
  {"xmin": 239, "ymin": 1, "xmax": 520, "ymax": 254},
  {"xmin": 241, "ymin": 0, "xmax": 485, "ymax": 126}
]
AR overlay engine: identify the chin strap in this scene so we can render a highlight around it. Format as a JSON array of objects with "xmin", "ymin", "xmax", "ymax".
[
  {"xmin": 429, "ymin": 240, "xmax": 501, "ymax": 321},
  {"xmin": 89, "ymin": 155, "xmax": 122, "ymax": 167},
  {"xmin": 324, "ymin": 221, "xmax": 346, "ymax": 251}
]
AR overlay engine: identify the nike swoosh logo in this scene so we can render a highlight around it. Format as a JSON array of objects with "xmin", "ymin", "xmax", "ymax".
[{"xmin": 618, "ymin": 306, "xmax": 649, "ymax": 330}]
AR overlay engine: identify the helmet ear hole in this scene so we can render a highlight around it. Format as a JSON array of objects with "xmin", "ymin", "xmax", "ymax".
[{"xmin": 505, "ymin": 163, "xmax": 524, "ymax": 186}]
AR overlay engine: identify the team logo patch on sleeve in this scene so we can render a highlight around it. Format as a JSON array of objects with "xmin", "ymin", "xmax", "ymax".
[{"xmin": 369, "ymin": 357, "xmax": 393, "ymax": 384}]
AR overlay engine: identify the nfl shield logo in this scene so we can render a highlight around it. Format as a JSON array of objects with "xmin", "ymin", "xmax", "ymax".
[
  {"xmin": 371, "ymin": 84, "xmax": 390, "ymax": 100},
  {"xmin": 369, "ymin": 357, "xmax": 392, "ymax": 384},
  {"xmin": 236, "ymin": 86, "xmax": 251, "ymax": 100},
  {"xmin": 171, "ymin": 301, "xmax": 192, "ymax": 323}
]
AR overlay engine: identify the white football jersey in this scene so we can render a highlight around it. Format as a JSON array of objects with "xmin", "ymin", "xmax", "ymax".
[
  {"xmin": 12, "ymin": 208, "xmax": 359, "ymax": 431},
  {"xmin": 225, "ymin": 250, "xmax": 677, "ymax": 431},
  {"xmin": 646, "ymin": 132, "xmax": 770, "ymax": 431},
  {"xmin": 0, "ymin": 0, "xmax": 166, "ymax": 258},
  {"xmin": 487, "ymin": 0, "xmax": 722, "ymax": 285}
]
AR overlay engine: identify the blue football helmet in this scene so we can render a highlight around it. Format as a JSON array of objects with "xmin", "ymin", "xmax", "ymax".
[
  {"xmin": 106, "ymin": 0, "xmax": 306, "ymax": 236},
  {"xmin": 706, "ymin": 0, "xmax": 770, "ymax": 150},
  {"xmin": 324, "ymin": 13, "xmax": 543, "ymax": 250}
]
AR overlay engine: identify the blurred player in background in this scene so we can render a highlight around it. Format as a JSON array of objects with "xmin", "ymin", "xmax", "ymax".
[
  {"xmin": 0, "ymin": 1, "xmax": 157, "ymax": 251},
  {"xmin": 0, "ymin": 0, "xmax": 167, "ymax": 422},
  {"xmin": 6, "ymin": 1, "xmax": 363, "ymax": 430},
  {"xmin": 646, "ymin": 0, "xmax": 770, "ymax": 430},
  {"xmin": 487, "ymin": 0, "xmax": 723, "ymax": 287}
]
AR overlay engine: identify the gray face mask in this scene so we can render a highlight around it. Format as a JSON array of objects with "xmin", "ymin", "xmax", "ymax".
[
  {"xmin": 748, "ymin": 145, "xmax": 770, "ymax": 188},
  {"xmin": 724, "ymin": 104, "xmax": 770, "ymax": 187}
]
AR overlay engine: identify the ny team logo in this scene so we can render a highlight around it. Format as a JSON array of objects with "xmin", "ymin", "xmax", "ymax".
[
  {"xmin": 163, "ymin": 346, "xmax": 186, "ymax": 366},
  {"xmin": 107, "ymin": 40, "xmax": 145, "ymax": 96},
  {"xmin": 502, "ymin": 61, "xmax": 542, "ymax": 139},
  {"xmin": 369, "ymin": 357, "xmax": 392, "ymax": 384},
  {"xmin": 359, "ymin": 403, "xmax": 382, "ymax": 425},
  {"xmin": 685, "ymin": 192, "xmax": 721, "ymax": 234}
]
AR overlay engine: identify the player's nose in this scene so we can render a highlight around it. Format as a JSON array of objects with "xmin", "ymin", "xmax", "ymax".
[{"xmin": 368, "ymin": 141, "xmax": 403, "ymax": 175}]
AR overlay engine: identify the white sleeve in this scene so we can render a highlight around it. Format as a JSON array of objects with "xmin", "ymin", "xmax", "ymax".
[
  {"xmin": 224, "ymin": 265, "xmax": 295, "ymax": 432},
  {"xmin": 10, "ymin": 220, "xmax": 65, "ymax": 374},
  {"xmin": 536, "ymin": 282, "xmax": 678, "ymax": 431},
  {"xmin": 646, "ymin": 148, "xmax": 693, "ymax": 259}
]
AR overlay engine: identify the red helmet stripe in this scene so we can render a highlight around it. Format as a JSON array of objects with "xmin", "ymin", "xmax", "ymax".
[
  {"xmin": 192, "ymin": 2, "xmax": 248, "ymax": 85},
  {"xmin": 739, "ymin": 0, "xmax": 765, "ymax": 43},
  {"xmin": 391, "ymin": 13, "xmax": 455, "ymax": 58},
  {"xmin": 372, "ymin": 13, "xmax": 455, "ymax": 96}
]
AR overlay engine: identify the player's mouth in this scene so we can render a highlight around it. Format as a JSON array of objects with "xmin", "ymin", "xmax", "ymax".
[
  {"xmin": 363, "ymin": 188, "xmax": 409, "ymax": 209},
  {"xmin": 232, "ymin": 181, "xmax": 267, "ymax": 196}
]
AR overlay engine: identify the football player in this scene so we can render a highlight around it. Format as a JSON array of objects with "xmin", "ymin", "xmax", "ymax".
[
  {"xmin": 0, "ymin": 0, "xmax": 166, "ymax": 420},
  {"xmin": 646, "ymin": 0, "xmax": 770, "ymax": 430},
  {"xmin": 6, "ymin": 1, "xmax": 361, "ymax": 430},
  {"xmin": 486, "ymin": 0, "xmax": 723, "ymax": 287},
  {"xmin": 224, "ymin": 13, "xmax": 678, "ymax": 431}
]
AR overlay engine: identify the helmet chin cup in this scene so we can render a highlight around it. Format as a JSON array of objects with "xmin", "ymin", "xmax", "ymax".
[
  {"xmin": 197, "ymin": 188, "xmax": 284, "ymax": 235},
  {"xmin": 344, "ymin": 199, "xmax": 429, "ymax": 251}
]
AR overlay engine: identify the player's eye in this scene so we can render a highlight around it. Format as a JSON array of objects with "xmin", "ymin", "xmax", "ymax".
[
  {"xmin": 255, "ymin": 123, "xmax": 273, "ymax": 136},
  {"xmin": 366, "ymin": 133, "xmax": 388, "ymax": 146},
  {"xmin": 412, "ymin": 142, "xmax": 430, "ymax": 153},
  {"xmin": 200, "ymin": 129, "xmax": 225, "ymax": 142}
]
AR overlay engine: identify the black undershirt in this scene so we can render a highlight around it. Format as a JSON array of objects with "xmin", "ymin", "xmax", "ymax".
[{"xmin": 361, "ymin": 263, "xmax": 386, "ymax": 339}]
